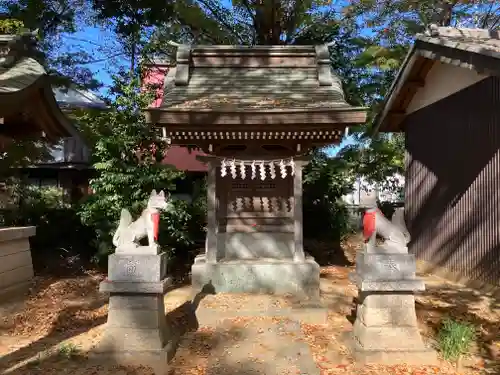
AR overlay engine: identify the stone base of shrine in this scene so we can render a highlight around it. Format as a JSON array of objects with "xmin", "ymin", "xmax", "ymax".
[{"xmin": 191, "ymin": 255, "xmax": 320, "ymax": 298}]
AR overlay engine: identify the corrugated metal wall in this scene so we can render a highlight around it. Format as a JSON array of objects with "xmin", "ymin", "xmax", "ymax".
[{"xmin": 405, "ymin": 75, "xmax": 500, "ymax": 286}]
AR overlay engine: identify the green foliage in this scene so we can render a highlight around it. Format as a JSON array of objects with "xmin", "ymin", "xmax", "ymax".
[
  {"xmin": 0, "ymin": 18, "xmax": 24, "ymax": 33},
  {"xmin": 76, "ymin": 72, "xmax": 184, "ymax": 264},
  {"xmin": 0, "ymin": 183, "xmax": 95, "ymax": 274},
  {"xmin": 2, "ymin": 0, "xmax": 102, "ymax": 89},
  {"xmin": 57, "ymin": 343, "xmax": 80, "ymax": 359},
  {"xmin": 303, "ymin": 149, "xmax": 356, "ymax": 241},
  {"xmin": 438, "ymin": 318, "xmax": 476, "ymax": 361},
  {"xmin": 340, "ymin": 133, "xmax": 405, "ymax": 195},
  {"xmin": 0, "ymin": 140, "xmax": 54, "ymax": 180}
]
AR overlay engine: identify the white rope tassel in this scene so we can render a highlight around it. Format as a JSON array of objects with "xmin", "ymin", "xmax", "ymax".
[
  {"xmin": 230, "ymin": 159, "xmax": 237, "ymax": 179},
  {"xmin": 221, "ymin": 159, "xmax": 227, "ymax": 177},
  {"xmin": 259, "ymin": 161, "xmax": 266, "ymax": 180},
  {"xmin": 239, "ymin": 160, "xmax": 246, "ymax": 179},
  {"xmin": 279, "ymin": 160, "xmax": 287, "ymax": 179},
  {"xmin": 289, "ymin": 158, "xmax": 295, "ymax": 176},
  {"xmin": 269, "ymin": 161, "xmax": 276, "ymax": 179},
  {"xmin": 251, "ymin": 161, "xmax": 256, "ymax": 180}
]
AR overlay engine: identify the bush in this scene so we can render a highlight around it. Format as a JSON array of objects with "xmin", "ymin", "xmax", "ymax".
[
  {"xmin": 302, "ymin": 149, "xmax": 356, "ymax": 242},
  {"xmin": 0, "ymin": 184, "xmax": 95, "ymax": 274}
]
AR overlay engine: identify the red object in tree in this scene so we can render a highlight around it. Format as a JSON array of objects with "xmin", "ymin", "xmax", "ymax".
[
  {"xmin": 363, "ymin": 210, "xmax": 377, "ymax": 242},
  {"xmin": 151, "ymin": 212, "xmax": 160, "ymax": 241}
]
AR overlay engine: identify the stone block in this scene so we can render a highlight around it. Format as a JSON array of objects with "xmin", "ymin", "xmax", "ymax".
[
  {"xmin": 97, "ymin": 327, "xmax": 166, "ymax": 351},
  {"xmin": 109, "ymin": 294, "xmax": 164, "ymax": 311},
  {"xmin": 115, "ymin": 244, "xmax": 161, "ymax": 255},
  {"xmin": 351, "ymin": 341, "xmax": 438, "ymax": 365},
  {"xmin": 353, "ymin": 319, "xmax": 426, "ymax": 351},
  {"xmin": 358, "ymin": 292, "xmax": 416, "ymax": 309},
  {"xmin": 97, "ymin": 294, "xmax": 169, "ymax": 354},
  {"xmin": 350, "ymin": 274, "xmax": 425, "ymax": 292},
  {"xmin": 192, "ymin": 257, "xmax": 320, "ymax": 298},
  {"xmin": 99, "ymin": 278, "xmax": 172, "ymax": 294},
  {"xmin": 218, "ymin": 232, "xmax": 294, "ymax": 260},
  {"xmin": 357, "ymin": 304, "xmax": 418, "ymax": 327},
  {"xmin": 107, "ymin": 308, "xmax": 166, "ymax": 329},
  {"xmin": 108, "ymin": 253, "xmax": 167, "ymax": 282},
  {"xmin": 355, "ymin": 251, "xmax": 416, "ymax": 280}
]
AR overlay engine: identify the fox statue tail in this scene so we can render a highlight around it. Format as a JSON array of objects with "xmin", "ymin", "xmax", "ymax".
[{"xmin": 112, "ymin": 209, "xmax": 133, "ymax": 247}]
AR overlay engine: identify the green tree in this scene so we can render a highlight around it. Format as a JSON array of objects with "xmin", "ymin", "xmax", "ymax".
[
  {"xmin": 337, "ymin": 0, "xmax": 499, "ymax": 195},
  {"xmin": 76, "ymin": 72, "xmax": 183, "ymax": 262},
  {"xmin": 1, "ymin": 1, "xmax": 101, "ymax": 89}
]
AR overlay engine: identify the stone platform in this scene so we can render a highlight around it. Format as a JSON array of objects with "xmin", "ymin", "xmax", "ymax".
[
  {"xmin": 191, "ymin": 255, "xmax": 320, "ymax": 298},
  {"xmin": 349, "ymin": 249, "xmax": 438, "ymax": 365}
]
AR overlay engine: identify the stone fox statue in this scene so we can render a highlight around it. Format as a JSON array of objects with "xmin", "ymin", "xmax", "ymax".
[
  {"xmin": 112, "ymin": 190, "xmax": 172, "ymax": 250},
  {"xmin": 363, "ymin": 207, "xmax": 411, "ymax": 245}
]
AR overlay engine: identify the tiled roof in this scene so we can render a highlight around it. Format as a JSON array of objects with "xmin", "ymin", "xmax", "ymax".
[
  {"xmin": 417, "ymin": 25, "xmax": 500, "ymax": 59},
  {"xmin": 374, "ymin": 25, "xmax": 500, "ymax": 133},
  {"xmin": 161, "ymin": 66, "xmax": 348, "ymax": 110},
  {"xmin": 0, "ymin": 32, "xmax": 79, "ymax": 140},
  {"xmin": 0, "ymin": 56, "xmax": 45, "ymax": 93},
  {"xmin": 157, "ymin": 44, "xmax": 351, "ymax": 111},
  {"xmin": 0, "ymin": 33, "xmax": 46, "ymax": 94}
]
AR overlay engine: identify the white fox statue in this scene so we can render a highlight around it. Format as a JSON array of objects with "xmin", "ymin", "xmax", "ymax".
[{"xmin": 112, "ymin": 189, "xmax": 172, "ymax": 253}]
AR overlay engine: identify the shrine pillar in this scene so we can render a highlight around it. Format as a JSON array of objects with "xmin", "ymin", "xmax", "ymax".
[
  {"xmin": 293, "ymin": 161, "xmax": 307, "ymax": 262},
  {"xmin": 205, "ymin": 160, "xmax": 218, "ymax": 264}
]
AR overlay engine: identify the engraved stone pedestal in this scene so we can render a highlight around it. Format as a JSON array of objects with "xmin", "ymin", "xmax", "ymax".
[
  {"xmin": 92, "ymin": 252, "xmax": 173, "ymax": 373},
  {"xmin": 349, "ymin": 251, "xmax": 437, "ymax": 365}
]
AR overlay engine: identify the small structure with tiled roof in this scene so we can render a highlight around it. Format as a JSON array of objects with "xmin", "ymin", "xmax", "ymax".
[
  {"xmin": 146, "ymin": 43, "xmax": 367, "ymax": 297},
  {"xmin": 0, "ymin": 29, "xmax": 81, "ymax": 301},
  {"xmin": 374, "ymin": 26, "xmax": 500, "ymax": 287},
  {"xmin": 0, "ymin": 30, "xmax": 78, "ymax": 141}
]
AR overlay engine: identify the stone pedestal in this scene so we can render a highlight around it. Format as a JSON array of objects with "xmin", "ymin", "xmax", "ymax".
[
  {"xmin": 93, "ymin": 252, "xmax": 173, "ymax": 372},
  {"xmin": 0, "ymin": 226, "xmax": 36, "ymax": 302},
  {"xmin": 192, "ymin": 254, "xmax": 320, "ymax": 299},
  {"xmin": 349, "ymin": 251, "xmax": 437, "ymax": 365}
]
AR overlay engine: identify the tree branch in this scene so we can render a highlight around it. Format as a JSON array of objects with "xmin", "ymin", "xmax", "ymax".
[
  {"xmin": 78, "ymin": 52, "xmax": 126, "ymax": 65},
  {"xmin": 239, "ymin": 0, "xmax": 257, "ymax": 43},
  {"xmin": 195, "ymin": 0, "xmax": 245, "ymax": 44}
]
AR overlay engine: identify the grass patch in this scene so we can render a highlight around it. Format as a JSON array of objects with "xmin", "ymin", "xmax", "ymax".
[
  {"xmin": 57, "ymin": 343, "xmax": 80, "ymax": 359},
  {"xmin": 437, "ymin": 318, "xmax": 476, "ymax": 361}
]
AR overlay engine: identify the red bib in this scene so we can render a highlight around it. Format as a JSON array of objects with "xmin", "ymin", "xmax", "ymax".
[
  {"xmin": 151, "ymin": 212, "xmax": 160, "ymax": 241},
  {"xmin": 363, "ymin": 210, "xmax": 377, "ymax": 242}
]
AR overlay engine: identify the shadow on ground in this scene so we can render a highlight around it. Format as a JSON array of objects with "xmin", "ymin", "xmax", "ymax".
[
  {"xmin": 2, "ymin": 280, "xmax": 260, "ymax": 375},
  {"xmin": 305, "ymin": 239, "xmax": 353, "ymax": 267},
  {"xmin": 415, "ymin": 283, "xmax": 500, "ymax": 374},
  {"xmin": 0, "ymin": 299, "xmax": 108, "ymax": 372}
]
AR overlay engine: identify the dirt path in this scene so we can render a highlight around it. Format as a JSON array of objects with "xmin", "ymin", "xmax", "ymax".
[{"xmin": 0, "ymin": 239, "xmax": 498, "ymax": 374}]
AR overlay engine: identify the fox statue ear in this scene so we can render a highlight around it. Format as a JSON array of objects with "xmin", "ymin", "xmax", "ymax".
[
  {"xmin": 159, "ymin": 190, "xmax": 165, "ymax": 197},
  {"xmin": 151, "ymin": 189, "xmax": 157, "ymax": 197}
]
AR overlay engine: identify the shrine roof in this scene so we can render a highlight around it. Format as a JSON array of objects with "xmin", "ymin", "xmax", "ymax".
[
  {"xmin": 145, "ymin": 44, "xmax": 366, "ymax": 126},
  {"xmin": 159, "ymin": 66, "xmax": 347, "ymax": 110},
  {"xmin": 375, "ymin": 26, "xmax": 500, "ymax": 133},
  {"xmin": 0, "ymin": 32, "xmax": 79, "ymax": 140}
]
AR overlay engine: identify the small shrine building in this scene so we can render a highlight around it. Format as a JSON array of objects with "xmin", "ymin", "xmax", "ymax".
[
  {"xmin": 145, "ymin": 44, "xmax": 366, "ymax": 296},
  {"xmin": 0, "ymin": 30, "xmax": 79, "ymax": 300}
]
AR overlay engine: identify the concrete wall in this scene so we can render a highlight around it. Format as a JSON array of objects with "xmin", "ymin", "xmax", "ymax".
[
  {"xmin": 0, "ymin": 226, "xmax": 36, "ymax": 301},
  {"xmin": 407, "ymin": 61, "xmax": 489, "ymax": 114}
]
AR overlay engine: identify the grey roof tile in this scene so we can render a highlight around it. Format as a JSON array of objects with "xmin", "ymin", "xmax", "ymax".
[
  {"xmin": 0, "ymin": 57, "xmax": 45, "ymax": 93},
  {"xmin": 417, "ymin": 26, "xmax": 500, "ymax": 59},
  {"xmin": 158, "ymin": 44, "xmax": 351, "ymax": 110},
  {"xmin": 161, "ymin": 66, "xmax": 348, "ymax": 110}
]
